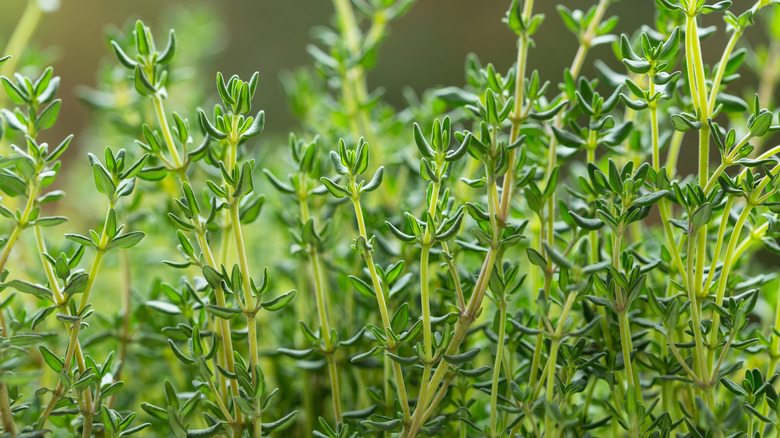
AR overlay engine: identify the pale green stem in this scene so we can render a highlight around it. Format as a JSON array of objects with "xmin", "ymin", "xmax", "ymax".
[
  {"xmin": 224, "ymin": 134, "xmax": 263, "ymax": 434},
  {"xmin": 52, "ymin": 204, "xmax": 116, "ymax": 438},
  {"xmin": 332, "ymin": 0, "xmax": 377, "ymax": 150},
  {"xmin": 612, "ymin": 230, "xmax": 643, "ymax": 425},
  {"xmin": 665, "ymin": 131, "xmax": 684, "ymax": 177},
  {"xmin": 351, "ymin": 196, "xmax": 411, "ymax": 419},
  {"xmin": 0, "ymin": 0, "xmax": 43, "ymax": 111},
  {"xmin": 542, "ymin": 292, "xmax": 576, "ymax": 435},
  {"xmin": 153, "ymin": 94, "xmax": 184, "ymax": 169},
  {"xmin": 649, "ymin": 81, "xmax": 660, "ymax": 172},
  {"xmin": 702, "ymin": 197, "xmax": 735, "ymax": 296},
  {"xmin": 707, "ymin": 29, "xmax": 743, "ymax": 115},
  {"xmin": 82, "ymin": 414, "xmax": 94, "ymax": 438},
  {"xmin": 207, "ymin": 379, "xmax": 235, "ymax": 424},
  {"xmin": 499, "ymin": 0, "xmax": 534, "ymax": 221},
  {"xmin": 658, "ymin": 200, "xmax": 689, "ymax": 292},
  {"xmin": 685, "ymin": 224, "xmax": 710, "ymax": 387},
  {"xmin": 404, "ymin": 246, "xmax": 498, "ymax": 437},
  {"xmin": 708, "ymin": 205, "xmax": 752, "ymax": 370},
  {"xmin": 687, "ymin": 19, "xmax": 713, "ymax": 357},
  {"xmin": 489, "ymin": 301, "xmax": 507, "ymax": 437},
  {"xmin": 666, "ymin": 329, "xmax": 705, "ymax": 386},
  {"xmin": 154, "ymin": 94, "xmax": 241, "ymax": 419},
  {"xmin": 298, "ymin": 193, "xmax": 341, "ymax": 423}
]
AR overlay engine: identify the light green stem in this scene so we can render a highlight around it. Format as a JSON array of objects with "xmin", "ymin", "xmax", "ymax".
[
  {"xmin": 0, "ymin": 0, "xmax": 43, "ymax": 110},
  {"xmin": 298, "ymin": 194, "xmax": 341, "ymax": 423},
  {"xmin": 708, "ymin": 205, "xmax": 752, "ymax": 370},
  {"xmin": 351, "ymin": 196, "xmax": 410, "ymax": 419},
  {"xmin": 153, "ymin": 94, "xmax": 184, "ymax": 169},
  {"xmin": 489, "ymin": 301, "xmax": 507, "ymax": 437}
]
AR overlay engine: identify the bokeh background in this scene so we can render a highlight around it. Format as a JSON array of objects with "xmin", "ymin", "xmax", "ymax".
[
  {"xmin": 2, "ymin": 1, "xmax": 775, "ymax": 169},
  {"xmin": 0, "ymin": 1, "xmax": 706, "ymax": 144},
  {"xmin": 2, "ymin": 0, "xmax": 775, "ymax": 172}
]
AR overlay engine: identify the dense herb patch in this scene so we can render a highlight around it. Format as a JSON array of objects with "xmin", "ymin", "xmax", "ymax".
[{"xmin": 2, "ymin": 0, "xmax": 780, "ymax": 436}]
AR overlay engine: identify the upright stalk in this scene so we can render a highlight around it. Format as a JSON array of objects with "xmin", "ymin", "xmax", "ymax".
[
  {"xmin": 489, "ymin": 300, "xmax": 507, "ymax": 437},
  {"xmin": 152, "ymin": 92, "xmax": 244, "ymax": 428},
  {"xmin": 771, "ymin": 284, "xmax": 780, "ymax": 374},
  {"xmin": 298, "ymin": 192, "xmax": 342, "ymax": 423},
  {"xmin": 350, "ymin": 194, "xmax": 411, "ymax": 420},
  {"xmin": 499, "ymin": 0, "xmax": 534, "ymax": 220},
  {"xmin": 331, "ymin": 0, "xmax": 377, "ymax": 150},
  {"xmin": 0, "ymin": 175, "xmax": 45, "ymax": 434},
  {"xmin": 0, "ymin": 0, "xmax": 43, "ymax": 109},
  {"xmin": 542, "ymin": 293, "xmax": 576, "ymax": 435}
]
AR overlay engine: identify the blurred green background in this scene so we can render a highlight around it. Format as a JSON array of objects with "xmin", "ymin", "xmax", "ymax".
[
  {"xmin": 0, "ymin": 0, "xmax": 775, "ymax": 188},
  {"xmin": 2, "ymin": 1, "xmax": 654, "ymax": 141}
]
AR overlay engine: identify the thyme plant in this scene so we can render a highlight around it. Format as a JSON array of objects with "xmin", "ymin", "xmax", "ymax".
[{"xmin": 1, "ymin": 0, "xmax": 780, "ymax": 436}]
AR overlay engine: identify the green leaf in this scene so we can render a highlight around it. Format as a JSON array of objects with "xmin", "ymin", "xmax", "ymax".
[
  {"xmin": 720, "ymin": 377, "xmax": 747, "ymax": 396},
  {"xmin": 241, "ymin": 110, "xmax": 265, "ymax": 140},
  {"xmin": 385, "ymin": 221, "xmax": 416, "ymax": 243},
  {"xmin": 133, "ymin": 65, "xmax": 156, "ymax": 96},
  {"xmin": 111, "ymin": 41, "xmax": 137, "ymax": 68},
  {"xmin": 35, "ymin": 99, "xmax": 61, "ymax": 131},
  {"xmin": 34, "ymin": 216, "xmax": 68, "ymax": 227},
  {"xmin": 157, "ymin": 29, "xmax": 177, "ymax": 64},
  {"xmin": 443, "ymin": 348, "xmax": 481, "ymax": 364},
  {"xmin": 119, "ymin": 423, "xmax": 151, "ymax": 436},
  {"xmin": 92, "ymin": 162, "xmax": 116, "ymax": 196},
  {"xmin": 39, "ymin": 346, "xmax": 63, "ymax": 373},
  {"xmin": 623, "ymin": 59, "xmax": 652, "ymax": 74},
  {"xmin": 202, "ymin": 266, "xmax": 223, "ymax": 289},
  {"xmin": 4, "ymin": 279, "xmax": 52, "ymax": 299},
  {"xmin": 110, "ymin": 231, "xmax": 145, "ymax": 249},
  {"xmin": 232, "ymin": 161, "xmax": 254, "ymax": 199},
  {"xmin": 65, "ymin": 233, "xmax": 96, "ymax": 247},
  {"xmin": 205, "ymin": 304, "xmax": 242, "ymax": 320},
  {"xmin": 198, "ymin": 110, "xmax": 227, "ymax": 140},
  {"xmin": 349, "ymin": 275, "xmax": 375, "ymax": 298},
  {"xmin": 361, "ymin": 166, "xmax": 384, "ymax": 193},
  {"xmin": 542, "ymin": 242, "xmax": 572, "ymax": 269},
  {"xmin": 99, "ymin": 381, "xmax": 124, "ymax": 401},
  {"xmin": 63, "ymin": 273, "xmax": 89, "ymax": 298},
  {"xmin": 691, "ymin": 203, "xmax": 712, "ymax": 230},
  {"xmin": 585, "ymin": 295, "xmax": 613, "ymax": 310},
  {"xmin": 569, "ymin": 211, "xmax": 604, "ymax": 230},
  {"xmin": 261, "ymin": 289, "xmax": 297, "ymax": 311},
  {"xmin": 526, "ymin": 248, "xmax": 547, "ymax": 268},
  {"xmin": 413, "ymin": 122, "xmax": 435, "ymax": 158},
  {"xmin": 31, "ymin": 306, "xmax": 56, "ymax": 330},
  {"xmin": 0, "ymin": 170, "xmax": 26, "ymax": 197},
  {"xmin": 551, "ymin": 127, "xmax": 585, "ymax": 148},
  {"xmin": 134, "ymin": 21, "xmax": 151, "ymax": 56},
  {"xmin": 262, "ymin": 410, "xmax": 300, "ymax": 433},
  {"xmin": 749, "ymin": 110, "xmax": 773, "ymax": 137},
  {"xmin": 263, "ymin": 169, "xmax": 295, "ymax": 194},
  {"xmin": 701, "ymin": 1, "xmax": 732, "ymax": 14},
  {"xmin": 185, "ymin": 422, "xmax": 224, "ymax": 438},
  {"xmin": 166, "ymin": 341, "xmax": 194, "ymax": 367},
  {"xmin": 146, "ymin": 300, "xmax": 181, "ymax": 315},
  {"xmin": 140, "ymin": 402, "xmax": 169, "ymax": 421},
  {"xmin": 278, "ymin": 347, "xmax": 315, "ymax": 359},
  {"xmin": 634, "ymin": 190, "xmax": 669, "ymax": 206},
  {"xmin": 321, "ymin": 176, "xmax": 350, "ymax": 198},
  {"xmin": 240, "ymin": 195, "xmax": 265, "ymax": 224},
  {"xmin": 363, "ymin": 418, "xmax": 403, "ymax": 432},
  {"xmin": 391, "ymin": 302, "xmax": 409, "ymax": 334},
  {"xmin": 2, "ymin": 77, "xmax": 27, "ymax": 104}
]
